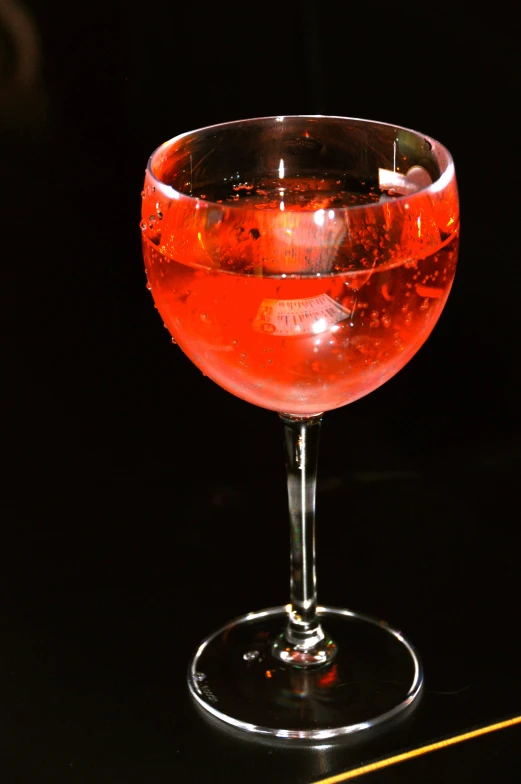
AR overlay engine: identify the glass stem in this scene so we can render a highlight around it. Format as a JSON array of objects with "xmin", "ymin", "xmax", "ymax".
[{"xmin": 271, "ymin": 413, "xmax": 336, "ymax": 668}]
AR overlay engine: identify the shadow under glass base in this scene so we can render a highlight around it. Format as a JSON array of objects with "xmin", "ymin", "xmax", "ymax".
[{"xmin": 187, "ymin": 606, "xmax": 423, "ymax": 740}]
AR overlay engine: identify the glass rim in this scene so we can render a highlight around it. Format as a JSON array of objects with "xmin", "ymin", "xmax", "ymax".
[{"xmin": 146, "ymin": 114, "xmax": 456, "ymax": 213}]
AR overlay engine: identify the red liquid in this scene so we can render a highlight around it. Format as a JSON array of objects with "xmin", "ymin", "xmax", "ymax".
[{"xmin": 142, "ymin": 181, "xmax": 458, "ymax": 414}]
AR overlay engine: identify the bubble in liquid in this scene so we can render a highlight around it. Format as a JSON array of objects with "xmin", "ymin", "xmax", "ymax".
[
  {"xmin": 141, "ymin": 190, "xmax": 145, "ymax": 199},
  {"xmin": 171, "ymin": 338, "xmax": 177, "ymax": 344},
  {"xmin": 240, "ymin": 352, "xmax": 247, "ymax": 359},
  {"xmin": 200, "ymin": 313, "xmax": 208, "ymax": 321},
  {"xmin": 145, "ymin": 282, "xmax": 152, "ymax": 291},
  {"xmin": 419, "ymin": 298, "xmax": 430, "ymax": 311},
  {"xmin": 312, "ymin": 361, "xmax": 328, "ymax": 373},
  {"xmin": 381, "ymin": 315, "xmax": 391, "ymax": 328},
  {"xmin": 232, "ymin": 339, "xmax": 238, "ymax": 346},
  {"xmin": 140, "ymin": 221, "xmax": 146, "ymax": 231}
]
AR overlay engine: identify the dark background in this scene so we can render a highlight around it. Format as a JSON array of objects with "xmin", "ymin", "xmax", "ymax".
[{"xmin": 4, "ymin": 1, "xmax": 521, "ymax": 781}]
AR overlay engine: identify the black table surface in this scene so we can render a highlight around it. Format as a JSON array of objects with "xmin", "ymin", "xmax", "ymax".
[
  {"xmin": 4, "ymin": 438, "xmax": 521, "ymax": 782},
  {"xmin": 5, "ymin": 2, "xmax": 521, "ymax": 781}
]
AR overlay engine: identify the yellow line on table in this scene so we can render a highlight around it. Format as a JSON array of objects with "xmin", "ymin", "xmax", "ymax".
[{"xmin": 313, "ymin": 715, "xmax": 521, "ymax": 783}]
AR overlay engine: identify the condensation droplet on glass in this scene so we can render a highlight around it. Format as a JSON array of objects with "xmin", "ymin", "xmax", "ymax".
[
  {"xmin": 240, "ymin": 352, "xmax": 247, "ymax": 359},
  {"xmin": 141, "ymin": 190, "xmax": 145, "ymax": 199},
  {"xmin": 149, "ymin": 215, "xmax": 157, "ymax": 229},
  {"xmin": 420, "ymin": 298, "xmax": 430, "ymax": 311},
  {"xmin": 231, "ymin": 339, "xmax": 238, "ymax": 346},
  {"xmin": 200, "ymin": 313, "xmax": 208, "ymax": 320},
  {"xmin": 145, "ymin": 282, "xmax": 152, "ymax": 291},
  {"xmin": 140, "ymin": 221, "xmax": 146, "ymax": 231},
  {"xmin": 171, "ymin": 337, "xmax": 177, "ymax": 344}
]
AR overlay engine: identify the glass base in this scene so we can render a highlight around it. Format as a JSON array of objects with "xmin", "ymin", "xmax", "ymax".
[{"xmin": 188, "ymin": 606, "xmax": 423, "ymax": 740}]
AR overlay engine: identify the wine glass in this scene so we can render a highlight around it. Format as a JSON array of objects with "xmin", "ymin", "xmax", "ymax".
[{"xmin": 140, "ymin": 115, "xmax": 459, "ymax": 739}]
